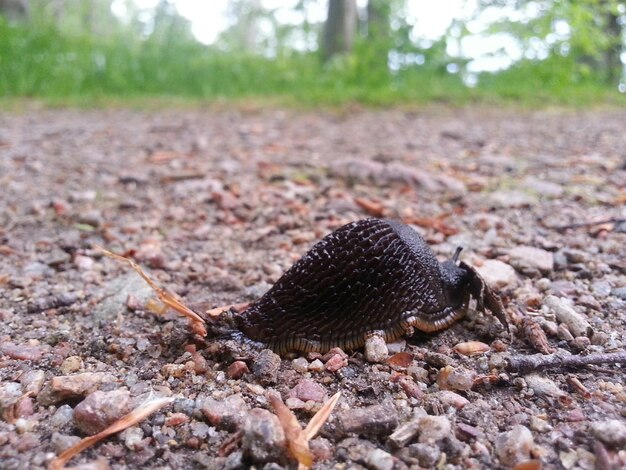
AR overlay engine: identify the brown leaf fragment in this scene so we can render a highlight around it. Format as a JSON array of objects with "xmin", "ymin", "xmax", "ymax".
[
  {"xmin": 354, "ymin": 197, "xmax": 385, "ymax": 217},
  {"xmin": 388, "ymin": 352, "xmax": 413, "ymax": 369},
  {"xmin": 522, "ymin": 317, "xmax": 555, "ymax": 354},
  {"xmin": 512, "ymin": 460, "xmax": 542, "ymax": 470},
  {"xmin": 402, "ymin": 213, "xmax": 459, "ymax": 236},
  {"xmin": 49, "ymin": 395, "xmax": 174, "ymax": 470},
  {"xmin": 97, "ymin": 247, "xmax": 207, "ymax": 337},
  {"xmin": 205, "ymin": 302, "xmax": 250, "ymax": 318}
]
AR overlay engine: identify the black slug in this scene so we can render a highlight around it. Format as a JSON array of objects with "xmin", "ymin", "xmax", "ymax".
[{"xmin": 233, "ymin": 218, "xmax": 507, "ymax": 354}]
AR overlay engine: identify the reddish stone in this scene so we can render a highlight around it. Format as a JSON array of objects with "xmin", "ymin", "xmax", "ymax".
[
  {"xmin": 289, "ymin": 379, "xmax": 327, "ymax": 403},
  {"xmin": 325, "ymin": 354, "xmax": 348, "ymax": 372},
  {"xmin": 165, "ymin": 413, "xmax": 189, "ymax": 427},
  {"xmin": 227, "ymin": 361, "xmax": 249, "ymax": 379},
  {"xmin": 398, "ymin": 376, "xmax": 424, "ymax": 399}
]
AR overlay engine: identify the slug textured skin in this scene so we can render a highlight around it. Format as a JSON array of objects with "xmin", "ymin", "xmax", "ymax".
[{"xmin": 236, "ymin": 218, "xmax": 491, "ymax": 354}]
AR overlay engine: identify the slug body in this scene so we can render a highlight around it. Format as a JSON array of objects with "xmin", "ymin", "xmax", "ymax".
[{"xmin": 235, "ymin": 218, "xmax": 506, "ymax": 354}]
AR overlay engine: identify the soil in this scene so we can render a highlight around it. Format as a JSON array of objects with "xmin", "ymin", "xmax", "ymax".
[{"xmin": 1, "ymin": 106, "xmax": 625, "ymax": 470}]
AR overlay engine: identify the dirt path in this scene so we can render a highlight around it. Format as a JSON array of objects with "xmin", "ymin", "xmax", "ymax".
[{"xmin": 1, "ymin": 107, "xmax": 625, "ymax": 469}]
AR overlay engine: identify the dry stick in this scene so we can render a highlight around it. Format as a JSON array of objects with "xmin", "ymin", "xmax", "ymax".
[
  {"xmin": 506, "ymin": 351, "xmax": 626, "ymax": 374},
  {"xmin": 548, "ymin": 217, "xmax": 626, "ymax": 232}
]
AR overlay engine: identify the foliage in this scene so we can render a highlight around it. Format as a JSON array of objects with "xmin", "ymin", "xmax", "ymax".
[{"xmin": 0, "ymin": 0, "xmax": 624, "ymax": 107}]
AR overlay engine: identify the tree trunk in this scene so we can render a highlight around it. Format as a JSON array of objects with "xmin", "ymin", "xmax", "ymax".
[
  {"xmin": 604, "ymin": 10, "xmax": 623, "ymax": 84},
  {"xmin": 322, "ymin": 0, "xmax": 358, "ymax": 62},
  {"xmin": 0, "ymin": 0, "xmax": 29, "ymax": 20}
]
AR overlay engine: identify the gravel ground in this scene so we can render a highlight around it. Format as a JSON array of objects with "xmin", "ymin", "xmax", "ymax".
[{"xmin": 1, "ymin": 106, "xmax": 625, "ymax": 470}]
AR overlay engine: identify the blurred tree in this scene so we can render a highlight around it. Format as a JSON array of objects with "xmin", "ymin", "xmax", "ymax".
[
  {"xmin": 219, "ymin": 0, "xmax": 266, "ymax": 53},
  {"xmin": 477, "ymin": 0, "xmax": 625, "ymax": 84},
  {"xmin": 0, "ymin": 0, "xmax": 29, "ymax": 20},
  {"xmin": 322, "ymin": 0, "xmax": 358, "ymax": 62}
]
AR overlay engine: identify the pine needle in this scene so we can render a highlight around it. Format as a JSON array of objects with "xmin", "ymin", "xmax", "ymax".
[
  {"xmin": 268, "ymin": 391, "xmax": 341, "ymax": 469},
  {"xmin": 49, "ymin": 396, "xmax": 175, "ymax": 470},
  {"xmin": 97, "ymin": 246, "xmax": 207, "ymax": 336}
]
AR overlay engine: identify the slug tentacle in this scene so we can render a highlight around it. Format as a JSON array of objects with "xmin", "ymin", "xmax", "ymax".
[{"xmin": 236, "ymin": 218, "xmax": 506, "ymax": 354}]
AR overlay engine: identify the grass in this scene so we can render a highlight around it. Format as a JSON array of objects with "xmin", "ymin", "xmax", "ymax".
[{"xmin": 1, "ymin": 17, "xmax": 625, "ymax": 109}]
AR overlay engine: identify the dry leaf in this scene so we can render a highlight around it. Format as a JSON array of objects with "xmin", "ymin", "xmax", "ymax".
[
  {"xmin": 205, "ymin": 302, "xmax": 250, "ymax": 318},
  {"xmin": 512, "ymin": 459, "xmax": 542, "ymax": 470},
  {"xmin": 402, "ymin": 213, "xmax": 458, "ymax": 236},
  {"xmin": 522, "ymin": 317, "xmax": 555, "ymax": 354},
  {"xmin": 97, "ymin": 247, "xmax": 207, "ymax": 336},
  {"xmin": 354, "ymin": 197, "xmax": 385, "ymax": 217},
  {"xmin": 388, "ymin": 352, "xmax": 413, "ymax": 369},
  {"xmin": 49, "ymin": 396, "xmax": 175, "ymax": 470}
]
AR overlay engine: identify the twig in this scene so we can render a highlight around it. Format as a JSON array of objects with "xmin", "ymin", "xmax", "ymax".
[
  {"xmin": 506, "ymin": 351, "xmax": 626, "ymax": 374},
  {"xmin": 547, "ymin": 217, "xmax": 626, "ymax": 232}
]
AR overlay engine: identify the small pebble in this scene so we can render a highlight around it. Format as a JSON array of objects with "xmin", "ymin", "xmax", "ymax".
[
  {"xmin": 409, "ymin": 443, "xmax": 441, "ymax": 468},
  {"xmin": 200, "ymin": 394, "xmax": 247, "ymax": 431},
  {"xmin": 252, "ymin": 349, "xmax": 281, "ymax": 385},
  {"xmin": 418, "ymin": 415, "xmax": 452, "ymax": 443},
  {"xmin": 50, "ymin": 432, "xmax": 81, "ymax": 453},
  {"xmin": 308, "ymin": 359, "xmax": 324, "ymax": 372},
  {"xmin": 120, "ymin": 426, "xmax": 143, "ymax": 450},
  {"xmin": 241, "ymin": 408, "xmax": 286, "ymax": 464},
  {"xmin": 338, "ymin": 404, "xmax": 399, "ymax": 437},
  {"xmin": 60, "ymin": 356, "xmax": 83, "ymax": 374},
  {"xmin": 289, "ymin": 379, "xmax": 327, "ymax": 403},
  {"xmin": 227, "ymin": 361, "xmax": 249, "ymax": 379},
  {"xmin": 495, "ymin": 425, "xmax": 534, "ymax": 466},
  {"xmin": 475, "ymin": 259, "xmax": 518, "ymax": 289},
  {"xmin": 291, "ymin": 357, "xmax": 309, "ymax": 373},
  {"xmin": 73, "ymin": 389, "xmax": 131, "ymax": 435},
  {"xmin": 590, "ymin": 419, "xmax": 626, "ymax": 448},
  {"xmin": 50, "ymin": 404, "xmax": 74, "ymax": 428},
  {"xmin": 365, "ymin": 448, "xmax": 394, "ymax": 470},
  {"xmin": 364, "ymin": 335, "xmax": 388, "ymax": 363}
]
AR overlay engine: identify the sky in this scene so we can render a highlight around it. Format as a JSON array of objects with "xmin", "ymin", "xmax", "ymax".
[{"xmin": 112, "ymin": 0, "xmax": 523, "ymax": 73}]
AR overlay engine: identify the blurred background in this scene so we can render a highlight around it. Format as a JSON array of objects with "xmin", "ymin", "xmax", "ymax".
[{"xmin": 0, "ymin": 0, "xmax": 625, "ymax": 105}]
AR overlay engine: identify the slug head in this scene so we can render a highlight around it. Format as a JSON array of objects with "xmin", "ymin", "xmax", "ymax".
[{"xmin": 440, "ymin": 247, "xmax": 509, "ymax": 330}]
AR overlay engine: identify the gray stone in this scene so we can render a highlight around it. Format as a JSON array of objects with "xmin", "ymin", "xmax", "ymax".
[
  {"xmin": 50, "ymin": 432, "xmax": 81, "ymax": 453},
  {"xmin": 611, "ymin": 286, "xmax": 626, "ymax": 300},
  {"xmin": 475, "ymin": 260, "xmax": 518, "ymax": 289},
  {"xmin": 495, "ymin": 425, "xmax": 534, "ymax": 466},
  {"xmin": 508, "ymin": 246, "xmax": 554, "ymax": 275},
  {"xmin": 200, "ymin": 393, "xmax": 248, "ymax": 431},
  {"xmin": 409, "ymin": 443, "xmax": 441, "ymax": 468},
  {"xmin": 252, "ymin": 349, "xmax": 282, "ymax": 385},
  {"xmin": 417, "ymin": 415, "xmax": 452, "ymax": 443},
  {"xmin": 241, "ymin": 408, "xmax": 286, "ymax": 464},
  {"xmin": 365, "ymin": 448, "xmax": 394, "ymax": 470},
  {"xmin": 50, "ymin": 404, "xmax": 74, "ymax": 428},
  {"xmin": 338, "ymin": 404, "xmax": 399, "ymax": 437},
  {"xmin": 590, "ymin": 419, "xmax": 626, "ymax": 448},
  {"xmin": 485, "ymin": 190, "xmax": 536, "ymax": 208}
]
